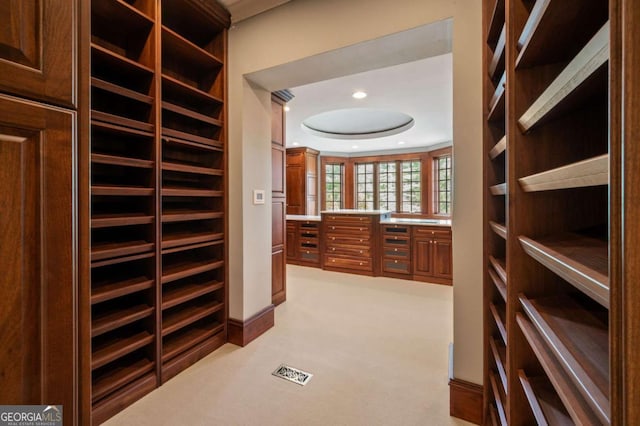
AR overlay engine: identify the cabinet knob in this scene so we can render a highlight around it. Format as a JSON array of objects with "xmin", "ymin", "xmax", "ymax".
[
  {"xmin": 332, "ymin": 237, "xmax": 335, "ymax": 240},
  {"xmin": 332, "ymin": 259, "xmax": 336, "ymax": 262},
  {"xmin": 332, "ymin": 247, "xmax": 335, "ymax": 251},
  {"xmin": 359, "ymin": 250, "xmax": 363, "ymax": 254},
  {"xmin": 360, "ymin": 217, "xmax": 363, "ymax": 221},
  {"xmin": 432, "ymin": 231, "xmax": 435, "ymax": 235},
  {"xmin": 360, "ymin": 239, "xmax": 363, "ymax": 242},
  {"xmin": 332, "ymin": 226, "xmax": 335, "ymax": 230},
  {"xmin": 359, "ymin": 262, "xmax": 363, "ymax": 266},
  {"xmin": 394, "ymin": 260, "xmax": 398, "ymax": 264},
  {"xmin": 360, "ymin": 228, "xmax": 364, "ymax": 231},
  {"xmin": 394, "ymin": 248, "xmax": 398, "ymax": 252},
  {"xmin": 394, "ymin": 236, "xmax": 398, "ymax": 240},
  {"xmin": 306, "ymin": 251, "xmax": 310, "ymax": 254}
]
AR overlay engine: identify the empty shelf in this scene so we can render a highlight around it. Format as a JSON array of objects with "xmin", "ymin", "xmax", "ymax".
[
  {"xmin": 162, "ymin": 128, "xmax": 222, "ymax": 148},
  {"xmin": 489, "ymin": 302, "xmax": 507, "ymax": 345},
  {"xmin": 92, "ymin": 153, "xmax": 154, "ymax": 169},
  {"xmin": 92, "ymin": 357, "xmax": 154, "ymax": 403},
  {"xmin": 520, "ymin": 294, "xmax": 609, "ymax": 423},
  {"xmin": 91, "ymin": 0, "xmax": 154, "ymax": 28},
  {"xmin": 487, "ymin": 0, "xmax": 505, "ymax": 45},
  {"xmin": 518, "ymin": 370, "xmax": 573, "ymax": 426},
  {"xmin": 162, "ymin": 322, "xmax": 224, "ymax": 362},
  {"xmin": 91, "ymin": 240, "xmax": 154, "ymax": 261},
  {"xmin": 519, "ymin": 234, "xmax": 608, "ymax": 307},
  {"xmin": 162, "ymin": 101, "xmax": 222, "ymax": 127},
  {"xmin": 490, "ymin": 221, "xmax": 507, "ymax": 240},
  {"xmin": 518, "ymin": 22, "xmax": 609, "ymax": 132},
  {"xmin": 92, "ymin": 304, "xmax": 154, "ymax": 337},
  {"xmin": 518, "ymin": 154, "xmax": 608, "ymax": 192},
  {"xmin": 162, "ymin": 74, "xmax": 223, "ymax": 105},
  {"xmin": 162, "ymin": 231, "xmax": 223, "ymax": 250},
  {"xmin": 92, "ymin": 77, "xmax": 153, "ymax": 105},
  {"xmin": 92, "ymin": 110, "xmax": 154, "ymax": 133},
  {"xmin": 490, "ymin": 338, "xmax": 508, "ymax": 394},
  {"xmin": 162, "ymin": 162, "xmax": 223, "ymax": 176},
  {"xmin": 489, "ymin": 136, "xmax": 507, "ymax": 159},
  {"xmin": 92, "ymin": 119, "xmax": 153, "ymax": 138},
  {"xmin": 489, "ymin": 255, "xmax": 507, "ymax": 284},
  {"xmin": 489, "ymin": 268, "xmax": 507, "ymax": 301},
  {"xmin": 91, "ymin": 43, "xmax": 154, "ymax": 77},
  {"xmin": 162, "ymin": 26, "xmax": 223, "ymax": 70},
  {"xmin": 91, "ymin": 213, "xmax": 154, "ymax": 228},
  {"xmin": 92, "ymin": 185, "xmax": 154, "ymax": 197},
  {"xmin": 92, "ymin": 331, "xmax": 154, "ymax": 370},
  {"xmin": 162, "ymin": 281, "xmax": 224, "ymax": 310},
  {"xmin": 490, "ymin": 183, "xmax": 507, "ymax": 195},
  {"xmin": 162, "ymin": 259, "xmax": 224, "ymax": 284},
  {"xmin": 489, "ymin": 24, "xmax": 506, "ymax": 80},
  {"xmin": 92, "ymin": 276, "xmax": 154, "ymax": 305},
  {"xmin": 488, "ymin": 72, "xmax": 506, "ymax": 122},
  {"xmin": 517, "ymin": 313, "xmax": 601, "ymax": 425},
  {"xmin": 91, "ymin": 252, "xmax": 154, "ymax": 269},
  {"xmin": 162, "ymin": 300, "xmax": 224, "ymax": 336},
  {"xmin": 162, "ymin": 187, "xmax": 223, "ymax": 197},
  {"xmin": 162, "ymin": 210, "xmax": 223, "ymax": 223},
  {"xmin": 490, "ymin": 372, "xmax": 508, "ymax": 426}
]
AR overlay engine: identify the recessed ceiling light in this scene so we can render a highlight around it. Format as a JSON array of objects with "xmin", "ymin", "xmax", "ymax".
[
  {"xmin": 352, "ymin": 91, "xmax": 367, "ymax": 99},
  {"xmin": 352, "ymin": 145, "xmax": 359, "ymax": 149},
  {"xmin": 398, "ymin": 141, "xmax": 405, "ymax": 145},
  {"xmin": 292, "ymin": 142, "xmax": 299, "ymax": 146},
  {"xmin": 284, "ymin": 106, "xmax": 290, "ymax": 112}
]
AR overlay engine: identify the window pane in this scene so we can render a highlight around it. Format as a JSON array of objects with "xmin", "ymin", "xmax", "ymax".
[
  {"xmin": 433, "ymin": 154, "xmax": 452, "ymax": 216},
  {"xmin": 325, "ymin": 163, "xmax": 343, "ymax": 210}
]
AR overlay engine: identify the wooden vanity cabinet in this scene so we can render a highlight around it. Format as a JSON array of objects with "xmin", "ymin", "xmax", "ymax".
[{"xmin": 412, "ymin": 226, "xmax": 452, "ymax": 285}]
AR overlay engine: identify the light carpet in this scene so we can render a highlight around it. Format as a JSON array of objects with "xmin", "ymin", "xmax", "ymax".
[{"xmin": 104, "ymin": 265, "xmax": 474, "ymax": 426}]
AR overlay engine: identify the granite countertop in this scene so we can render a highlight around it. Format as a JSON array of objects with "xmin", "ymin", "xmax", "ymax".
[
  {"xmin": 286, "ymin": 214, "xmax": 322, "ymax": 221},
  {"xmin": 320, "ymin": 209, "xmax": 392, "ymax": 215},
  {"xmin": 380, "ymin": 218, "xmax": 452, "ymax": 227}
]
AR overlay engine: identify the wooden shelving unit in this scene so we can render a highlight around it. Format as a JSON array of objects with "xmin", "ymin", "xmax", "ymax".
[
  {"xmin": 482, "ymin": 0, "xmax": 616, "ymax": 424},
  {"xmin": 85, "ymin": 0, "xmax": 229, "ymax": 423}
]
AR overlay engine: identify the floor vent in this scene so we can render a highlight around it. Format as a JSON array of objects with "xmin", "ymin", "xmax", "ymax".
[{"xmin": 272, "ymin": 364, "xmax": 313, "ymax": 386}]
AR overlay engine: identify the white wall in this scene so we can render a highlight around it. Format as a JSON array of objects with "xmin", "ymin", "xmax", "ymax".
[{"xmin": 228, "ymin": 0, "xmax": 483, "ymax": 384}]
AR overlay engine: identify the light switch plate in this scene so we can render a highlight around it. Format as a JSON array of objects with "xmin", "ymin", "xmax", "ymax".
[{"xmin": 253, "ymin": 189, "xmax": 265, "ymax": 205}]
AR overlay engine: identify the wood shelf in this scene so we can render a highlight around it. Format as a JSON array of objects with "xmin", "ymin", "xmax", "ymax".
[
  {"xmin": 91, "ymin": 213, "xmax": 154, "ymax": 228},
  {"xmin": 91, "ymin": 240, "xmax": 154, "ymax": 261},
  {"xmin": 92, "ymin": 110, "xmax": 154, "ymax": 133},
  {"xmin": 519, "ymin": 234, "xmax": 609, "ymax": 307},
  {"xmin": 489, "ymin": 268, "xmax": 507, "ymax": 301},
  {"xmin": 490, "ymin": 221, "xmax": 507, "ymax": 240},
  {"xmin": 518, "ymin": 370, "xmax": 573, "ymax": 426},
  {"xmin": 489, "ymin": 255, "xmax": 507, "ymax": 284},
  {"xmin": 162, "ymin": 128, "xmax": 222, "ymax": 148},
  {"xmin": 91, "ymin": 252, "xmax": 154, "ymax": 269},
  {"xmin": 489, "ymin": 302, "xmax": 507, "ymax": 345},
  {"xmin": 92, "ymin": 331, "xmax": 154, "ymax": 370},
  {"xmin": 162, "ymin": 101, "xmax": 222, "ymax": 127},
  {"xmin": 92, "ymin": 277, "xmax": 154, "ymax": 305},
  {"xmin": 162, "ymin": 231, "xmax": 223, "ymax": 250},
  {"xmin": 490, "ymin": 372, "xmax": 508, "ymax": 426},
  {"xmin": 162, "ymin": 187, "xmax": 223, "ymax": 197},
  {"xmin": 488, "ymin": 72, "xmax": 506, "ymax": 122},
  {"xmin": 91, "ymin": 0, "xmax": 154, "ymax": 27},
  {"xmin": 92, "ymin": 357, "xmax": 154, "ymax": 403},
  {"xmin": 489, "ymin": 183, "xmax": 507, "ymax": 195},
  {"xmin": 519, "ymin": 294, "xmax": 609, "ymax": 423},
  {"xmin": 92, "ymin": 305, "xmax": 154, "ymax": 337},
  {"xmin": 162, "ymin": 259, "xmax": 224, "ymax": 284},
  {"xmin": 518, "ymin": 22, "xmax": 609, "ymax": 132},
  {"xmin": 486, "ymin": 0, "xmax": 505, "ymax": 44},
  {"xmin": 519, "ymin": 154, "xmax": 608, "ymax": 192},
  {"xmin": 490, "ymin": 338, "xmax": 508, "ymax": 394},
  {"xmin": 489, "ymin": 24, "xmax": 506, "ymax": 80},
  {"xmin": 489, "ymin": 405, "xmax": 499, "ymax": 426},
  {"xmin": 489, "ymin": 136, "xmax": 506, "ymax": 159},
  {"xmin": 517, "ymin": 313, "xmax": 600, "ymax": 425},
  {"xmin": 92, "ymin": 153, "xmax": 154, "ymax": 169},
  {"xmin": 163, "ymin": 135, "xmax": 223, "ymax": 154},
  {"xmin": 92, "ymin": 119, "xmax": 154, "ymax": 138},
  {"xmin": 162, "ymin": 210, "xmax": 223, "ymax": 223},
  {"xmin": 163, "ymin": 161, "xmax": 223, "ymax": 176},
  {"xmin": 162, "ymin": 322, "xmax": 224, "ymax": 362},
  {"xmin": 91, "ymin": 42, "xmax": 154, "ymax": 78},
  {"xmin": 92, "ymin": 77, "xmax": 153, "ymax": 105},
  {"xmin": 162, "ymin": 281, "xmax": 224, "ymax": 310},
  {"xmin": 92, "ymin": 185, "xmax": 154, "ymax": 197},
  {"xmin": 162, "ymin": 74, "xmax": 223, "ymax": 105},
  {"xmin": 162, "ymin": 300, "xmax": 223, "ymax": 336},
  {"xmin": 516, "ymin": 0, "xmax": 609, "ymax": 69},
  {"xmin": 162, "ymin": 26, "xmax": 223, "ymax": 71}
]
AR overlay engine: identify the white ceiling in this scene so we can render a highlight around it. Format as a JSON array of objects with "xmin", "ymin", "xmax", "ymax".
[
  {"xmin": 286, "ymin": 53, "xmax": 453, "ymax": 153},
  {"xmin": 218, "ymin": 0, "xmax": 291, "ymax": 23}
]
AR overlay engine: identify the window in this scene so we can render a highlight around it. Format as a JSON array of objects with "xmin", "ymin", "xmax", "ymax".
[
  {"xmin": 378, "ymin": 161, "xmax": 397, "ymax": 211},
  {"xmin": 356, "ymin": 163, "xmax": 375, "ymax": 210},
  {"xmin": 401, "ymin": 160, "xmax": 421, "ymax": 213},
  {"xmin": 325, "ymin": 163, "xmax": 343, "ymax": 210},
  {"xmin": 434, "ymin": 155, "xmax": 452, "ymax": 215}
]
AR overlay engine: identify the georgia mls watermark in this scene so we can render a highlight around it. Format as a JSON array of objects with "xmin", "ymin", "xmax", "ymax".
[{"xmin": 0, "ymin": 406, "xmax": 62, "ymax": 426}]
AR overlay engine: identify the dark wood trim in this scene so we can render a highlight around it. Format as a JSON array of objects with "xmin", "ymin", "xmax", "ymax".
[
  {"xmin": 228, "ymin": 304, "xmax": 275, "ymax": 347},
  {"xmin": 449, "ymin": 378, "xmax": 483, "ymax": 425}
]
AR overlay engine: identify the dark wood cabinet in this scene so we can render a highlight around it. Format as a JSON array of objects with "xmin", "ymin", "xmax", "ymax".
[
  {"xmin": 286, "ymin": 147, "xmax": 318, "ymax": 215},
  {"xmin": 0, "ymin": 94, "xmax": 76, "ymax": 421},
  {"xmin": 0, "ymin": 0, "xmax": 76, "ymax": 107},
  {"xmin": 286, "ymin": 222, "xmax": 298, "ymax": 260},
  {"xmin": 412, "ymin": 227, "xmax": 452, "ymax": 285},
  {"xmin": 381, "ymin": 224, "xmax": 412, "ymax": 277},
  {"xmin": 286, "ymin": 220, "xmax": 321, "ymax": 267},
  {"xmin": 272, "ymin": 95, "xmax": 287, "ymax": 305}
]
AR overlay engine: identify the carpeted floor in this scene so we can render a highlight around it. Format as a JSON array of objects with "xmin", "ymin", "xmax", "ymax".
[{"xmin": 104, "ymin": 265, "xmax": 473, "ymax": 426}]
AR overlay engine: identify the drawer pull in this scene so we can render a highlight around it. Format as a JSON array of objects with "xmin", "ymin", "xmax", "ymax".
[
  {"xmin": 306, "ymin": 251, "xmax": 310, "ymax": 254},
  {"xmin": 332, "ymin": 248, "xmax": 335, "ymax": 251},
  {"xmin": 332, "ymin": 226, "xmax": 335, "ymax": 230},
  {"xmin": 360, "ymin": 239, "xmax": 363, "ymax": 243},
  {"xmin": 359, "ymin": 262, "xmax": 363, "ymax": 266},
  {"xmin": 359, "ymin": 250, "xmax": 363, "ymax": 254},
  {"xmin": 332, "ymin": 237, "xmax": 335, "ymax": 240},
  {"xmin": 394, "ymin": 248, "xmax": 398, "ymax": 252},
  {"xmin": 360, "ymin": 218, "xmax": 363, "ymax": 221},
  {"xmin": 394, "ymin": 260, "xmax": 398, "ymax": 264},
  {"xmin": 360, "ymin": 228, "xmax": 364, "ymax": 231},
  {"xmin": 332, "ymin": 259, "xmax": 336, "ymax": 262},
  {"xmin": 432, "ymin": 231, "xmax": 435, "ymax": 235},
  {"xmin": 394, "ymin": 236, "xmax": 398, "ymax": 240}
]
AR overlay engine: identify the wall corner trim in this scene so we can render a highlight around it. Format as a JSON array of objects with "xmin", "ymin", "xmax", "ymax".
[
  {"xmin": 228, "ymin": 304, "xmax": 275, "ymax": 347},
  {"xmin": 449, "ymin": 378, "xmax": 483, "ymax": 425}
]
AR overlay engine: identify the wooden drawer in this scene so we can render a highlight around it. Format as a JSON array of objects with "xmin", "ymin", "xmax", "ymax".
[
  {"xmin": 299, "ymin": 249, "xmax": 319, "ymax": 263},
  {"xmin": 381, "ymin": 224, "xmax": 410, "ymax": 235},
  {"xmin": 326, "ymin": 223, "xmax": 371, "ymax": 234},
  {"xmin": 383, "ymin": 259, "xmax": 411, "ymax": 274},
  {"xmin": 326, "ymin": 245, "xmax": 371, "ymax": 257},
  {"xmin": 324, "ymin": 215, "xmax": 372, "ymax": 224},
  {"xmin": 300, "ymin": 240, "xmax": 319, "ymax": 250},
  {"xmin": 325, "ymin": 255, "xmax": 372, "ymax": 271},
  {"xmin": 299, "ymin": 222, "xmax": 320, "ymax": 230},
  {"xmin": 382, "ymin": 247, "xmax": 410, "ymax": 259},
  {"xmin": 382, "ymin": 235, "xmax": 410, "ymax": 247},
  {"xmin": 413, "ymin": 227, "xmax": 451, "ymax": 239},
  {"xmin": 299, "ymin": 230, "xmax": 319, "ymax": 240},
  {"xmin": 326, "ymin": 233, "xmax": 371, "ymax": 245}
]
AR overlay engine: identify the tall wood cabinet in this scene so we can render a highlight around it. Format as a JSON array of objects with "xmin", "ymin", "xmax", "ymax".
[
  {"xmin": 271, "ymin": 94, "xmax": 287, "ymax": 305},
  {"xmin": 82, "ymin": 0, "xmax": 229, "ymax": 423},
  {"xmin": 481, "ymin": 0, "xmax": 637, "ymax": 424},
  {"xmin": 286, "ymin": 147, "xmax": 319, "ymax": 215},
  {"xmin": 0, "ymin": 2, "xmax": 78, "ymax": 424}
]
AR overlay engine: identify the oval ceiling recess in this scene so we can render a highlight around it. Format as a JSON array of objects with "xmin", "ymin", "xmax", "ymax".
[{"xmin": 301, "ymin": 108, "xmax": 414, "ymax": 140}]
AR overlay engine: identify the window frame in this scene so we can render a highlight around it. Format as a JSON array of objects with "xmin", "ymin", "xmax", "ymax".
[{"xmin": 324, "ymin": 162, "xmax": 344, "ymax": 211}]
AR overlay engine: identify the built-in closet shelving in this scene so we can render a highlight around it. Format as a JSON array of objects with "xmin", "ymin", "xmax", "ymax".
[
  {"xmin": 86, "ymin": 0, "xmax": 229, "ymax": 423},
  {"xmin": 482, "ymin": 0, "xmax": 616, "ymax": 424}
]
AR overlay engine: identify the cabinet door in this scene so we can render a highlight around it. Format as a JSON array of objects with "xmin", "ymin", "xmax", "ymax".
[
  {"xmin": 0, "ymin": 0, "xmax": 75, "ymax": 106},
  {"xmin": 432, "ymin": 238, "xmax": 453, "ymax": 279},
  {"xmin": 0, "ymin": 95, "xmax": 76, "ymax": 414},
  {"xmin": 272, "ymin": 200, "xmax": 286, "ymax": 305},
  {"xmin": 286, "ymin": 224, "xmax": 298, "ymax": 260},
  {"xmin": 286, "ymin": 164, "xmax": 304, "ymax": 214},
  {"xmin": 272, "ymin": 250, "xmax": 286, "ymax": 305},
  {"xmin": 412, "ymin": 238, "xmax": 434, "ymax": 277}
]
